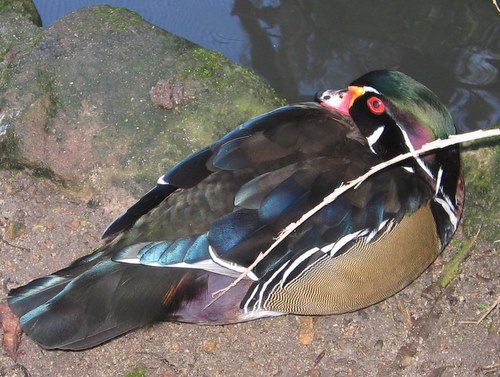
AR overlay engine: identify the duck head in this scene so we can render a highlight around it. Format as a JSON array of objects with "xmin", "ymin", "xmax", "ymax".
[
  {"xmin": 316, "ymin": 70, "xmax": 456, "ymax": 159},
  {"xmin": 317, "ymin": 70, "xmax": 464, "ymax": 245}
]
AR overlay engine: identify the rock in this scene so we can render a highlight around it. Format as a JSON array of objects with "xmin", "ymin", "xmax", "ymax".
[
  {"xmin": 0, "ymin": 7, "xmax": 281, "ymax": 371},
  {"xmin": 0, "ymin": 0, "xmax": 41, "ymax": 25},
  {"xmin": 0, "ymin": 5, "xmax": 283, "ymax": 202}
]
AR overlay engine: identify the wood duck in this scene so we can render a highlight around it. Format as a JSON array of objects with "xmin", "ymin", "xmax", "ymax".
[{"xmin": 5, "ymin": 70, "xmax": 464, "ymax": 350}]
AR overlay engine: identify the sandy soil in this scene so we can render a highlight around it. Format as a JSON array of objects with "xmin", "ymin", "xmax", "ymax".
[{"xmin": 0, "ymin": 169, "xmax": 498, "ymax": 377}]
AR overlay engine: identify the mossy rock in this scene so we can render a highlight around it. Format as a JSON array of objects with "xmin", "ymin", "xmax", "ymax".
[
  {"xmin": 0, "ymin": 0, "xmax": 41, "ymax": 25},
  {"xmin": 0, "ymin": 5, "xmax": 283, "ymax": 198},
  {"xmin": 461, "ymin": 136, "xmax": 499, "ymax": 242}
]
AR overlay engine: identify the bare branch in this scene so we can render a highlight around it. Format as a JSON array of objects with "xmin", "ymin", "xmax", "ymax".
[{"xmin": 459, "ymin": 296, "xmax": 499, "ymax": 325}]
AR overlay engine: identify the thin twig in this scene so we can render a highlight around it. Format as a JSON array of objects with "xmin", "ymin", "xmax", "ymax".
[
  {"xmin": 459, "ymin": 296, "xmax": 499, "ymax": 325},
  {"xmin": 479, "ymin": 362, "xmax": 500, "ymax": 374},
  {"xmin": 0, "ymin": 234, "xmax": 31, "ymax": 252},
  {"xmin": 493, "ymin": 0, "xmax": 500, "ymax": 13},
  {"xmin": 205, "ymin": 128, "xmax": 500, "ymax": 308}
]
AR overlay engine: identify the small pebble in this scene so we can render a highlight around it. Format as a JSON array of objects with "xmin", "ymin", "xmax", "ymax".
[
  {"xmin": 65, "ymin": 219, "xmax": 81, "ymax": 231},
  {"xmin": 400, "ymin": 355, "xmax": 414, "ymax": 368},
  {"xmin": 202, "ymin": 338, "xmax": 217, "ymax": 353},
  {"xmin": 169, "ymin": 341, "xmax": 180, "ymax": 351},
  {"xmin": 374, "ymin": 339, "xmax": 384, "ymax": 350},
  {"xmin": 298, "ymin": 316, "xmax": 315, "ymax": 345}
]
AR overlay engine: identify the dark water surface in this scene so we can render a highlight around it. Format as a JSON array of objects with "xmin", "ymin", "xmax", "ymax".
[{"xmin": 34, "ymin": 0, "xmax": 500, "ymax": 132}]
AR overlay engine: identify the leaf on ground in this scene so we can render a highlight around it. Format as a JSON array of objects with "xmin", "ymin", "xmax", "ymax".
[{"xmin": 0, "ymin": 300, "xmax": 22, "ymax": 361}]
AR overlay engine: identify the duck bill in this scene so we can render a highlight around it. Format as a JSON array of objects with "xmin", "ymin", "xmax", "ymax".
[{"xmin": 316, "ymin": 85, "xmax": 364, "ymax": 116}]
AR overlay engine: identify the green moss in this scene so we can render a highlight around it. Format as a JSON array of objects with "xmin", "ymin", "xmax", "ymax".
[
  {"xmin": 0, "ymin": 65, "xmax": 8, "ymax": 99},
  {"xmin": 7, "ymin": 220, "xmax": 26, "ymax": 239},
  {"xmin": 461, "ymin": 138, "xmax": 500, "ymax": 242},
  {"xmin": 31, "ymin": 163, "xmax": 73, "ymax": 188},
  {"xmin": 93, "ymin": 5, "xmax": 142, "ymax": 30},
  {"xmin": 0, "ymin": 19, "xmax": 41, "ymax": 99},
  {"xmin": 487, "ymin": 322, "xmax": 498, "ymax": 335},
  {"xmin": 26, "ymin": 30, "xmax": 43, "ymax": 49},
  {"xmin": 0, "ymin": 127, "xmax": 21, "ymax": 166},
  {"xmin": 232, "ymin": 92, "xmax": 283, "ymax": 118},
  {"xmin": 439, "ymin": 235, "xmax": 477, "ymax": 288},
  {"xmin": 0, "ymin": 0, "xmax": 41, "ymax": 26},
  {"xmin": 0, "ymin": 34, "xmax": 11, "ymax": 96},
  {"xmin": 476, "ymin": 303, "xmax": 489, "ymax": 311},
  {"xmin": 107, "ymin": 42, "xmax": 284, "ymax": 192},
  {"xmin": 124, "ymin": 365, "xmax": 147, "ymax": 377},
  {"xmin": 182, "ymin": 47, "xmax": 234, "ymax": 88}
]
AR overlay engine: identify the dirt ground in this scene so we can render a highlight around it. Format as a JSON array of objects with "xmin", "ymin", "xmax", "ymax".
[{"xmin": 0, "ymin": 168, "xmax": 498, "ymax": 377}]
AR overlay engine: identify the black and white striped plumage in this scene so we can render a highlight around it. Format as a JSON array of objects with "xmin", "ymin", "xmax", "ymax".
[{"xmin": 7, "ymin": 70, "xmax": 463, "ymax": 350}]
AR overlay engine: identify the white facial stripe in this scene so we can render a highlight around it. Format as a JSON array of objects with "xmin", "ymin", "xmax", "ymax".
[
  {"xmin": 366, "ymin": 126, "xmax": 385, "ymax": 152},
  {"xmin": 363, "ymin": 86, "xmax": 380, "ymax": 94}
]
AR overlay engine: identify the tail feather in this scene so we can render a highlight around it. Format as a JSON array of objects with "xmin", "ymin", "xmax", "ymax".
[
  {"xmin": 8, "ymin": 257, "xmax": 258, "ymax": 350},
  {"xmin": 9, "ymin": 261, "xmax": 202, "ymax": 350},
  {"xmin": 8, "ymin": 248, "xmax": 109, "ymax": 318},
  {"xmin": 8, "ymin": 275, "xmax": 70, "ymax": 315}
]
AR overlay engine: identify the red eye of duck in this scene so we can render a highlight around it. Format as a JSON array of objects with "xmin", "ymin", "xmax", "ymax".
[{"xmin": 367, "ymin": 96, "xmax": 385, "ymax": 114}]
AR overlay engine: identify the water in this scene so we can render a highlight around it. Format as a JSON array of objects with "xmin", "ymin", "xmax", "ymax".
[{"xmin": 33, "ymin": 0, "xmax": 500, "ymax": 132}]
